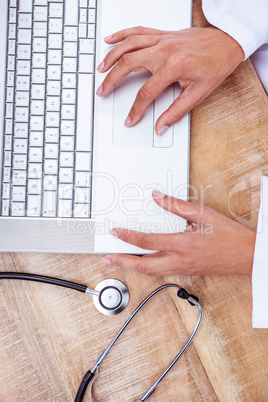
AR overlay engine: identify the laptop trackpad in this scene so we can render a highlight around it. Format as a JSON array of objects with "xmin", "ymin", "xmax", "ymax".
[{"xmin": 113, "ymin": 71, "xmax": 154, "ymax": 147}]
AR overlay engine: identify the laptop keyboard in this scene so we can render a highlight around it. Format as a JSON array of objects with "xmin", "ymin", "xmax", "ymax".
[{"xmin": 1, "ymin": 0, "xmax": 96, "ymax": 218}]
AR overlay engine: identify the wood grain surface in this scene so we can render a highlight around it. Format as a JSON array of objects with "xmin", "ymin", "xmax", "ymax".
[{"xmin": 0, "ymin": 1, "xmax": 268, "ymax": 401}]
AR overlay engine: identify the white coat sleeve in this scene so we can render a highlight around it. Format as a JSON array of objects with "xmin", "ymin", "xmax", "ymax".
[
  {"xmin": 202, "ymin": 0, "xmax": 268, "ymax": 59},
  {"xmin": 202, "ymin": 1, "xmax": 268, "ymax": 329},
  {"xmin": 252, "ymin": 176, "xmax": 268, "ymax": 329}
]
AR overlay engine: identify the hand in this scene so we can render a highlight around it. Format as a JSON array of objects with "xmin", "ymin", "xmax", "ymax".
[
  {"xmin": 102, "ymin": 191, "xmax": 256, "ymax": 276},
  {"xmin": 96, "ymin": 26, "xmax": 244, "ymax": 136}
]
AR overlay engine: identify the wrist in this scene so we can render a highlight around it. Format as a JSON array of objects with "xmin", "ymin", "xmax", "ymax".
[
  {"xmin": 206, "ymin": 26, "xmax": 245, "ymax": 73},
  {"xmin": 239, "ymin": 230, "xmax": 256, "ymax": 275}
]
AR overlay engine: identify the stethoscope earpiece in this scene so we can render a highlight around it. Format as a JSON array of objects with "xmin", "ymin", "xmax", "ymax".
[{"xmin": 93, "ymin": 279, "xmax": 129, "ymax": 316}]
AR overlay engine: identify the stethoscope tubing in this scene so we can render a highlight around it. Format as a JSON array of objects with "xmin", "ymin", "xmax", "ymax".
[
  {"xmin": 76, "ymin": 284, "xmax": 202, "ymax": 402},
  {"xmin": 0, "ymin": 273, "xmax": 202, "ymax": 402},
  {"xmin": 0, "ymin": 272, "xmax": 89, "ymax": 293}
]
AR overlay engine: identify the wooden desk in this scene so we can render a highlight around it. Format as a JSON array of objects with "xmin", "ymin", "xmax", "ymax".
[{"xmin": 0, "ymin": 1, "xmax": 267, "ymax": 400}]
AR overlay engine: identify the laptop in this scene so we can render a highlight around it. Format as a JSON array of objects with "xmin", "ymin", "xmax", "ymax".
[{"xmin": 0, "ymin": 0, "xmax": 191, "ymax": 254}]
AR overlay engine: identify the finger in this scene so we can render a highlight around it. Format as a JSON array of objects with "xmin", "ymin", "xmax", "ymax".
[
  {"xmin": 126, "ymin": 71, "xmax": 172, "ymax": 127},
  {"xmin": 102, "ymin": 251, "xmax": 170, "ymax": 276},
  {"xmin": 155, "ymin": 84, "xmax": 206, "ymax": 135},
  {"xmin": 152, "ymin": 191, "xmax": 206, "ymax": 224},
  {"xmin": 98, "ymin": 35, "xmax": 160, "ymax": 73},
  {"xmin": 104, "ymin": 26, "xmax": 166, "ymax": 44},
  {"xmin": 96, "ymin": 49, "xmax": 149, "ymax": 97},
  {"xmin": 109, "ymin": 228, "xmax": 179, "ymax": 251}
]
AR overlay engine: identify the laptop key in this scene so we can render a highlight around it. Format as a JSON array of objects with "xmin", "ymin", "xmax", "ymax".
[
  {"xmin": 45, "ymin": 143, "xmax": 59, "ymax": 159},
  {"xmin": 59, "ymin": 168, "xmax": 73, "ymax": 183},
  {"xmin": 14, "ymin": 123, "xmax": 28, "ymax": 137},
  {"xmin": 34, "ymin": 7, "xmax": 48, "ymax": 22},
  {"xmin": 79, "ymin": 23, "xmax": 87, "ymax": 38},
  {"xmin": 58, "ymin": 199, "xmax": 72, "ymax": 218},
  {"xmin": 80, "ymin": 0, "xmax": 87, "ymax": 7},
  {"xmin": 15, "ymin": 91, "xmax": 30, "ymax": 106},
  {"xmin": 65, "ymin": 0, "xmax": 78, "ymax": 26},
  {"xmin": 13, "ymin": 154, "xmax": 27, "ymax": 169},
  {"xmin": 43, "ymin": 175, "xmax": 57, "ymax": 191},
  {"xmin": 76, "ymin": 73, "xmax": 93, "ymax": 151},
  {"xmin": 18, "ymin": 29, "xmax": 32, "ymax": 44},
  {"xmin": 60, "ymin": 136, "xmax": 74, "ymax": 151},
  {"xmin": 1, "ymin": 200, "xmax": 10, "ymax": 216},
  {"xmin": 31, "ymin": 84, "xmax": 45, "ymax": 99},
  {"xmin": 30, "ymin": 115, "xmax": 44, "ymax": 130},
  {"xmin": 58, "ymin": 184, "xmax": 73, "ymax": 199},
  {"xmin": 16, "ymin": 76, "xmax": 30, "ymax": 90},
  {"xmin": 2, "ymin": 184, "xmax": 10, "ymax": 199},
  {"xmin": 29, "ymin": 131, "xmax": 44, "ymax": 146},
  {"xmin": 8, "ymin": 39, "xmax": 16, "ymax": 54},
  {"xmin": 3, "ymin": 168, "xmax": 12, "ymax": 183},
  {"xmin": 4, "ymin": 135, "xmax": 12, "ymax": 151},
  {"xmin": 6, "ymin": 87, "xmax": 14, "ymax": 102},
  {"xmin": 12, "ymin": 170, "xmax": 27, "ymax": 186},
  {"xmin": 12, "ymin": 186, "xmax": 26, "ymax": 202},
  {"xmin": 7, "ymin": 71, "xmax": 15, "ymax": 86},
  {"xmin": 48, "ymin": 19, "xmax": 62, "ymax": 34},
  {"xmin": 42, "ymin": 191, "xmax": 57, "ymax": 217},
  {"xmin": 28, "ymin": 163, "xmax": 43, "ymax": 179},
  {"xmin": 4, "ymin": 152, "xmax": 12, "ymax": 166},
  {"xmin": 73, "ymin": 203, "xmax": 90, "ymax": 218},
  {"xmin": 9, "ymin": 8, "xmax": 16, "ymax": 24},
  {"xmin": 29, "ymin": 148, "xmax": 43, "ymax": 163},
  {"xmin": 7, "ymin": 55, "xmax": 15, "ymax": 69},
  {"xmin": 33, "ymin": 21, "xmax": 47, "ymax": 36},
  {"xmin": 79, "ymin": 38, "xmax": 94, "ymax": 54},
  {"xmin": 11, "ymin": 202, "xmax": 25, "ymax": 216},
  {"xmin": 13, "ymin": 139, "xmax": 28, "ymax": 154},
  {"xmin": 64, "ymin": 26, "xmax": 78, "ymax": 42},
  {"xmin": 28, "ymin": 179, "xmax": 42, "ymax": 194},
  {"xmin": 75, "ymin": 152, "xmax": 91, "ymax": 171},
  {"xmin": 74, "ymin": 187, "xmax": 91, "ymax": 203},
  {"xmin": 27, "ymin": 195, "xmax": 41, "ymax": 217},
  {"xmin": 18, "ymin": 14, "xmax": 32, "ymax": 29},
  {"xmin": 75, "ymin": 171, "xmax": 90, "ymax": 187},
  {"xmin": 18, "ymin": 0, "xmax": 33, "ymax": 13},
  {"xmin": 44, "ymin": 159, "xmax": 58, "ymax": 175},
  {"xmin": 49, "ymin": 3, "xmax": 63, "ymax": 18},
  {"xmin": 88, "ymin": 9, "xmax": 95, "ymax": 24},
  {"xmin": 88, "ymin": 0, "xmax": 96, "ymax": 8},
  {"xmin": 79, "ymin": 54, "xmax": 94, "ymax": 73},
  {"xmin": 17, "ymin": 45, "xmax": 31, "ymax": 59}
]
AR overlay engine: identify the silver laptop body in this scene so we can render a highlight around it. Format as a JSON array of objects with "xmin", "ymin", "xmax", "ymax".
[{"xmin": 0, "ymin": 0, "xmax": 191, "ymax": 253}]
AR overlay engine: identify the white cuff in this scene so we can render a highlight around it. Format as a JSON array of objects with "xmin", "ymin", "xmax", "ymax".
[
  {"xmin": 202, "ymin": 0, "xmax": 268, "ymax": 59},
  {"xmin": 252, "ymin": 176, "xmax": 268, "ymax": 329}
]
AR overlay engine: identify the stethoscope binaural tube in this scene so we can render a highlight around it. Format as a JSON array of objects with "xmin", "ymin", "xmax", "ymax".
[{"xmin": 75, "ymin": 284, "xmax": 203, "ymax": 402}]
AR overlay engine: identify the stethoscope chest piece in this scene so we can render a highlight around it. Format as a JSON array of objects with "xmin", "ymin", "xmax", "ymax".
[{"xmin": 93, "ymin": 279, "xmax": 129, "ymax": 316}]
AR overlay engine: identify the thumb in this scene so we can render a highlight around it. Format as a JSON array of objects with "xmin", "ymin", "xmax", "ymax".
[
  {"xmin": 155, "ymin": 84, "xmax": 205, "ymax": 135},
  {"xmin": 152, "ymin": 190, "xmax": 206, "ymax": 224}
]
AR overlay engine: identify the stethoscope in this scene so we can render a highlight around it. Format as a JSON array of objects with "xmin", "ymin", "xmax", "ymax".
[{"xmin": 0, "ymin": 272, "xmax": 203, "ymax": 401}]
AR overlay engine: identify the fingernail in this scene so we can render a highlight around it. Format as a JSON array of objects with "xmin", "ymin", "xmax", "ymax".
[
  {"xmin": 97, "ymin": 60, "xmax": 105, "ymax": 72},
  {"xmin": 110, "ymin": 229, "xmax": 119, "ymax": 238},
  {"xmin": 124, "ymin": 116, "xmax": 131, "ymax": 127},
  {"xmin": 96, "ymin": 84, "xmax": 103, "ymax": 96},
  {"xmin": 104, "ymin": 34, "xmax": 113, "ymax": 41},
  {"xmin": 158, "ymin": 126, "xmax": 169, "ymax": 136},
  {"xmin": 152, "ymin": 190, "xmax": 165, "ymax": 198},
  {"xmin": 102, "ymin": 257, "xmax": 111, "ymax": 265}
]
